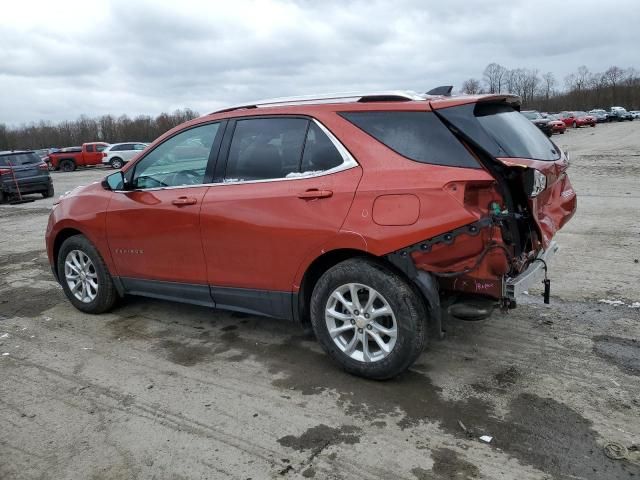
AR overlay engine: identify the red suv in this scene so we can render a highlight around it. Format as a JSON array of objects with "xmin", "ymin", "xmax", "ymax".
[{"xmin": 46, "ymin": 90, "xmax": 576, "ymax": 379}]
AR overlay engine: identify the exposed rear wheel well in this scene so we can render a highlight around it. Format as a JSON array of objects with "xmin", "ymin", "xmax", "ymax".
[
  {"xmin": 297, "ymin": 248, "xmax": 430, "ymax": 325},
  {"xmin": 53, "ymin": 228, "xmax": 83, "ymax": 277}
]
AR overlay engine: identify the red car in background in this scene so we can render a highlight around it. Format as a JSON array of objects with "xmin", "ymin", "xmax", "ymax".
[
  {"xmin": 542, "ymin": 114, "xmax": 566, "ymax": 134},
  {"xmin": 559, "ymin": 111, "xmax": 596, "ymax": 128}
]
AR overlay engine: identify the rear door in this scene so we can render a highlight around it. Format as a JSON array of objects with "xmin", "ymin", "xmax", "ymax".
[
  {"xmin": 199, "ymin": 116, "xmax": 361, "ymax": 313},
  {"xmin": 85, "ymin": 144, "xmax": 108, "ymax": 166}
]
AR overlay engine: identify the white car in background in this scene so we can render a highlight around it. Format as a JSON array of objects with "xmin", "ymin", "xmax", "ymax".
[
  {"xmin": 101, "ymin": 142, "xmax": 148, "ymax": 169},
  {"xmin": 630, "ymin": 110, "xmax": 640, "ymax": 119}
]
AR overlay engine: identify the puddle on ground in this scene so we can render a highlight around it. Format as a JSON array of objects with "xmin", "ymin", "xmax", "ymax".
[
  {"xmin": 277, "ymin": 424, "xmax": 361, "ymax": 452},
  {"xmin": 593, "ymin": 335, "xmax": 640, "ymax": 376},
  {"xmin": 0, "ymin": 286, "xmax": 64, "ymax": 317},
  {"xmin": 157, "ymin": 339, "xmax": 213, "ymax": 367},
  {"xmin": 430, "ymin": 448, "xmax": 479, "ymax": 479}
]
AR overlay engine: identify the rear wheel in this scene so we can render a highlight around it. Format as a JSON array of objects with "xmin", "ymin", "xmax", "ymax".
[
  {"xmin": 57, "ymin": 235, "xmax": 118, "ymax": 314},
  {"xmin": 42, "ymin": 184, "xmax": 54, "ymax": 198},
  {"xmin": 110, "ymin": 157, "xmax": 124, "ymax": 169},
  {"xmin": 310, "ymin": 258, "xmax": 427, "ymax": 380},
  {"xmin": 60, "ymin": 159, "xmax": 75, "ymax": 172}
]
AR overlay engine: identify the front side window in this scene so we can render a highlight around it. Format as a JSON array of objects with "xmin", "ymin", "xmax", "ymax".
[
  {"xmin": 225, "ymin": 118, "xmax": 308, "ymax": 181},
  {"xmin": 86, "ymin": 144, "xmax": 95, "ymax": 153},
  {"xmin": 132, "ymin": 123, "xmax": 219, "ymax": 189},
  {"xmin": 134, "ymin": 144, "xmax": 146, "ymax": 151}
]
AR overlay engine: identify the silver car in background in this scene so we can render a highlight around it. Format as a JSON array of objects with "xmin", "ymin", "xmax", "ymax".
[{"xmin": 101, "ymin": 142, "xmax": 148, "ymax": 169}]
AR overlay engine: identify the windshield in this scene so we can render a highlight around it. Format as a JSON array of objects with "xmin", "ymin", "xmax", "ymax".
[{"xmin": 474, "ymin": 104, "xmax": 560, "ymax": 161}]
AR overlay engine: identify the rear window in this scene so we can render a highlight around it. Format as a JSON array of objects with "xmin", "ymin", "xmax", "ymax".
[
  {"xmin": 474, "ymin": 104, "xmax": 560, "ymax": 161},
  {"xmin": 0, "ymin": 152, "xmax": 41, "ymax": 166},
  {"xmin": 339, "ymin": 111, "xmax": 480, "ymax": 169}
]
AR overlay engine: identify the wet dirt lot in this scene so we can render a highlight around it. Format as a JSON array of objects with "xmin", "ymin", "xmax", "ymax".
[{"xmin": 1, "ymin": 122, "xmax": 639, "ymax": 480}]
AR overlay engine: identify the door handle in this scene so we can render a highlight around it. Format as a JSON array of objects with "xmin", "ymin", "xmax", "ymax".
[
  {"xmin": 171, "ymin": 196, "xmax": 198, "ymax": 206},
  {"xmin": 297, "ymin": 189, "xmax": 333, "ymax": 199}
]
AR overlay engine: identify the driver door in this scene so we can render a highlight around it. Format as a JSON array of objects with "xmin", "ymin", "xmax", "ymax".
[{"xmin": 106, "ymin": 122, "xmax": 224, "ymax": 304}]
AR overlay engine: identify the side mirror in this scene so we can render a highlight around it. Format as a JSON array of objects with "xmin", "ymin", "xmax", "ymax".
[{"xmin": 102, "ymin": 171, "xmax": 126, "ymax": 191}]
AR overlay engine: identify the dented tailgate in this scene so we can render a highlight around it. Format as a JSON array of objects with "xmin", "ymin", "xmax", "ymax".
[{"xmin": 497, "ymin": 155, "xmax": 577, "ymax": 248}]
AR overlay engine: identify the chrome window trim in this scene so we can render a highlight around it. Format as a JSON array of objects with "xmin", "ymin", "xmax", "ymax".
[{"xmin": 113, "ymin": 118, "xmax": 359, "ymax": 193}]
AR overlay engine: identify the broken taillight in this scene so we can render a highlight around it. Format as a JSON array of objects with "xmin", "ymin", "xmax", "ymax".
[{"xmin": 524, "ymin": 169, "xmax": 547, "ymax": 198}]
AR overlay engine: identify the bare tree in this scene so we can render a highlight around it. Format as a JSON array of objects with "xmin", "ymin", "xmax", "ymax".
[
  {"xmin": 461, "ymin": 78, "xmax": 482, "ymax": 94},
  {"xmin": 542, "ymin": 72, "xmax": 556, "ymax": 100},
  {"xmin": 483, "ymin": 63, "xmax": 507, "ymax": 94}
]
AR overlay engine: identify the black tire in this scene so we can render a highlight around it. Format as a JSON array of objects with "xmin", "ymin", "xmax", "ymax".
[
  {"xmin": 60, "ymin": 159, "xmax": 76, "ymax": 172},
  {"xmin": 42, "ymin": 184, "xmax": 54, "ymax": 198},
  {"xmin": 0, "ymin": 190, "xmax": 6, "ymax": 204},
  {"xmin": 560, "ymin": 130, "xmax": 565, "ymax": 134},
  {"xmin": 310, "ymin": 258, "xmax": 428, "ymax": 380},
  {"xmin": 110, "ymin": 157, "xmax": 124, "ymax": 169},
  {"xmin": 57, "ymin": 234, "xmax": 118, "ymax": 314}
]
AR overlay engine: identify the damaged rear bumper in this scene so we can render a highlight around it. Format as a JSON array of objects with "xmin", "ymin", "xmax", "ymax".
[{"xmin": 504, "ymin": 241, "xmax": 559, "ymax": 299}]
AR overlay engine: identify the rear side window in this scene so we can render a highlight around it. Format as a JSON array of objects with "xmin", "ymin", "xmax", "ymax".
[
  {"xmin": 475, "ymin": 104, "xmax": 560, "ymax": 161},
  {"xmin": 86, "ymin": 145, "xmax": 95, "ymax": 152},
  {"xmin": 300, "ymin": 122, "xmax": 343, "ymax": 173},
  {"xmin": 340, "ymin": 111, "xmax": 480, "ymax": 169},
  {"xmin": 0, "ymin": 153, "xmax": 41, "ymax": 166},
  {"xmin": 225, "ymin": 118, "xmax": 309, "ymax": 181}
]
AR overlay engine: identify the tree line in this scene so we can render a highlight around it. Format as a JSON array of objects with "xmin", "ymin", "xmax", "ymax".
[
  {"xmin": 2, "ymin": 64, "xmax": 639, "ymax": 151},
  {"xmin": 461, "ymin": 63, "xmax": 640, "ymax": 112},
  {"xmin": 0, "ymin": 109, "xmax": 199, "ymax": 151}
]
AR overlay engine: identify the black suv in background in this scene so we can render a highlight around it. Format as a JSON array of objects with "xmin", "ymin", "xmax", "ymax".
[
  {"xmin": 521, "ymin": 110, "xmax": 553, "ymax": 136},
  {"xmin": 0, "ymin": 151, "xmax": 54, "ymax": 203}
]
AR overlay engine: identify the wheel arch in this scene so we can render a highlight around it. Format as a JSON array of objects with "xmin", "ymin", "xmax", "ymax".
[
  {"xmin": 295, "ymin": 248, "xmax": 437, "ymax": 331},
  {"xmin": 52, "ymin": 227, "xmax": 84, "ymax": 278}
]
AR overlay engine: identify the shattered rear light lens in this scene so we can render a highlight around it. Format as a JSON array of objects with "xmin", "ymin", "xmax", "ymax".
[{"xmin": 526, "ymin": 169, "xmax": 547, "ymax": 198}]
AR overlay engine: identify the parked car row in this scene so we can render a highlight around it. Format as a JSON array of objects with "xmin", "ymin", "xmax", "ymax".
[
  {"xmin": 523, "ymin": 105, "xmax": 637, "ymax": 134},
  {"xmin": 45, "ymin": 142, "xmax": 148, "ymax": 171}
]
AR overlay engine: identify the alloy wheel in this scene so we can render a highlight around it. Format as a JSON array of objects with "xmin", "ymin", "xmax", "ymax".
[
  {"xmin": 64, "ymin": 250, "xmax": 98, "ymax": 303},
  {"xmin": 325, "ymin": 283, "xmax": 397, "ymax": 363}
]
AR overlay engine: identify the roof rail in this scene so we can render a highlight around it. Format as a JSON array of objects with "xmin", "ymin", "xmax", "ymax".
[{"xmin": 210, "ymin": 90, "xmax": 427, "ymax": 114}]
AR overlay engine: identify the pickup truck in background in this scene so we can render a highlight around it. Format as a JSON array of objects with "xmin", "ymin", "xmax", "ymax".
[{"xmin": 47, "ymin": 142, "xmax": 110, "ymax": 172}]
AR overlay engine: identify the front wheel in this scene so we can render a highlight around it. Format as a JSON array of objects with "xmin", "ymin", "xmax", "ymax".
[
  {"xmin": 57, "ymin": 235, "xmax": 118, "ymax": 314},
  {"xmin": 110, "ymin": 157, "xmax": 124, "ymax": 169},
  {"xmin": 310, "ymin": 258, "xmax": 427, "ymax": 380}
]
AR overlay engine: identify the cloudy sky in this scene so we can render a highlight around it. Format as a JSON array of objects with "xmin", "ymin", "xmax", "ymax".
[{"xmin": 1, "ymin": 0, "xmax": 639, "ymax": 124}]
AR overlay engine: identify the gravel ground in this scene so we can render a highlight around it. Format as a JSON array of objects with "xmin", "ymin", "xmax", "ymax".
[{"xmin": 1, "ymin": 122, "xmax": 639, "ymax": 480}]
